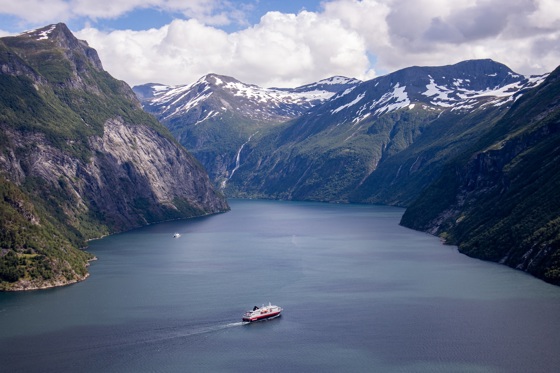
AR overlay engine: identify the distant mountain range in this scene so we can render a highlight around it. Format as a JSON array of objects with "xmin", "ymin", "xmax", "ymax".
[
  {"xmin": 0, "ymin": 24, "xmax": 228, "ymax": 290},
  {"xmin": 135, "ymin": 74, "xmax": 360, "ymax": 123},
  {"xmin": 135, "ymin": 59, "xmax": 560, "ymax": 285},
  {"xmin": 135, "ymin": 59, "xmax": 545, "ymax": 202},
  {"xmin": 134, "ymin": 74, "xmax": 360, "ymax": 184}
]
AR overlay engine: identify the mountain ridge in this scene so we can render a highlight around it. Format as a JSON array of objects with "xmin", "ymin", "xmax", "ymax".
[
  {"xmin": 135, "ymin": 59, "xmax": 545, "ymax": 200},
  {"xmin": 135, "ymin": 73, "xmax": 360, "ymax": 123},
  {"xmin": 221, "ymin": 59, "xmax": 545, "ymax": 202}
]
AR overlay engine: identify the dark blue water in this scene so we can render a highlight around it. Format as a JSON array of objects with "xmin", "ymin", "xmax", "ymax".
[{"xmin": 2, "ymin": 199, "xmax": 560, "ymax": 372}]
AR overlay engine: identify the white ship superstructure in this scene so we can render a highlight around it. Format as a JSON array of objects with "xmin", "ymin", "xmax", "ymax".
[{"xmin": 242, "ymin": 303, "xmax": 282, "ymax": 322}]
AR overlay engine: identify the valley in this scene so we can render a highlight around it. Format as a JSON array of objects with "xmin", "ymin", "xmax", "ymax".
[
  {"xmin": 135, "ymin": 59, "xmax": 560, "ymax": 285},
  {"xmin": 0, "ymin": 22, "xmax": 559, "ymax": 289}
]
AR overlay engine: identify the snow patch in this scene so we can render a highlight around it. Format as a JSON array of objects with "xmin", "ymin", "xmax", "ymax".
[
  {"xmin": 224, "ymin": 81, "xmax": 334, "ymax": 105},
  {"xmin": 372, "ymin": 83, "xmax": 411, "ymax": 115},
  {"xmin": 422, "ymin": 75, "xmax": 537, "ymax": 110},
  {"xmin": 334, "ymin": 86, "xmax": 356, "ymax": 100},
  {"xmin": 527, "ymin": 74, "xmax": 548, "ymax": 87},
  {"xmin": 332, "ymin": 93, "xmax": 365, "ymax": 114},
  {"xmin": 29, "ymin": 25, "xmax": 56, "ymax": 41},
  {"xmin": 152, "ymin": 85, "xmax": 171, "ymax": 93},
  {"xmin": 352, "ymin": 112, "xmax": 370, "ymax": 124},
  {"xmin": 213, "ymin": 76, "xmax": 223, "ymax": 85},
  {"xmin": 163, "ymin": 91, "xmax": 213, "ymax": 120},
  {"xmin": 423, "ymin": 78, "xmax": 454, "ymax": 102},
  {"xmin": 318, "ymin": 76, "xmax": 358, "ymax": 85},
  {"xmin": 193, "ymin": 110, "xmax": 220, "ymax": 125}
]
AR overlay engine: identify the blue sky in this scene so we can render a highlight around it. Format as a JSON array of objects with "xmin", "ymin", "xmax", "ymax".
[
  {"xmin": 80, "ymin": 1, "xmax": 324, "ymax": 33},
  {"xmin": 0, "ymin": 0, "xmax": 324, "ymax": 34},
  {"xmin": 1, "ymin": 1, "xmax": 559, "ymax": 88}
]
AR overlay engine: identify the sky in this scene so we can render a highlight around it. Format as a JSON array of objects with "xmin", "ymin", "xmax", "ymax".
[{"xmin": 1, "ymin": 0, "xmax": 559, "ymax": 88}]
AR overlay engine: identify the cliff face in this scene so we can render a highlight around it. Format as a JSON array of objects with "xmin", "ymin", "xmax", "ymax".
[
  {"xmin": 0, "ymin": 24, "xmax": 228, "ymax": 291},
  {"xmin": 1, "ymin": 118, "xmax": 227, "ymax": 232},
  {"xmin": 401, "ymin": 66, "xmax": 560, "ymax": 285},
  {"xmin": 87, "ymin": 119, "xmax": 227, "ymax": 227}
]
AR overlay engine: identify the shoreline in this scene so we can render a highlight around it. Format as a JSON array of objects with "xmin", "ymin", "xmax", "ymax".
[
  {"xmin": 0, "ymin": 257, "xmax": 98, "ymax": 292},
  {"xmin": 1, "ymin": 206, "xmax": 230, "ymax": 292}
]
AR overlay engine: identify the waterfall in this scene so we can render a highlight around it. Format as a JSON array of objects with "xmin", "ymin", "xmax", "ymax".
[{"xmin": 221, "ymin": 131, "xmax": 258, "ymax": 189}]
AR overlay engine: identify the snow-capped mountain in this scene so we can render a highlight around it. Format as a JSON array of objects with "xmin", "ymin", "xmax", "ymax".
[
  {"xmin": 134, "ymin": 74, "xmax": 360, "ymax": 125},
  {"xmin": 135, "ymin": 59, "xmax": 560, "ymax": 288},
  {"xmin": 133, "ymin": 74, "xmax": 360, "ymax": 185},
  {"xmin": 220, "ymin": 59, "xmax": 550, "ymax": 204},
  {"xmin": 133, "ymin": 59, "xmax": 549, "ymax": 204},
  {"xmin": 272, "ymin": 59, "xmax": 546, "ymax": 145},
  {"xmin": 319, "ymin": 59, "xmax": 546, "ymax": 128}
]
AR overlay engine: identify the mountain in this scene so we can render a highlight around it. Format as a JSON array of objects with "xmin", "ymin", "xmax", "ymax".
[
  {"xmin": 401, "ymin": 65, "xmax": 560, "ymax": 285},
  {"xmin": 136, "ymin": 59, "xmax": 557, "ymax": 285},
  {"xmin": 227, "ymin": 60, "xmax": 545, "ymax": 202},
  {"xmin": 135, "ymin": 74, "xmax": 360, "ymax": 123},
  {"xmin": 133, "ymin": 75, "xmax": 360, "ymax": 185},
  {"xmin": 0, "ymin": 24, "xmax": 229, "ymax": 291}
]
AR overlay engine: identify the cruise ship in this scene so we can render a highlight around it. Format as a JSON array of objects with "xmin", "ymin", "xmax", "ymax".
[{"xmin": 242, "ymin": 303, "xmax": 282, "ymax": 322}]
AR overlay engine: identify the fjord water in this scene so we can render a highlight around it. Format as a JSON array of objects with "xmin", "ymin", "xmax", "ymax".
[{"xmin": 2, "ymin": 200, "xmax": 560, "ymax": 372}]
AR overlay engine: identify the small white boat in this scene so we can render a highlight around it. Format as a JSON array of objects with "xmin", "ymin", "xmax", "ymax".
[
  {"xmin": 242, "ymin": 303, "xmax": 282, "ymax": 322},
  {"xmin": 173, "ymin": 233, "xmax": 181, "ymax": 238}
]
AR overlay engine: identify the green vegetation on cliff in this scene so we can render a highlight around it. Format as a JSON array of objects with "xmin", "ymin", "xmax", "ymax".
[
  {"xmin": 402, "ymin": 66, "xmax": 560, "ymax": 285},
  {"xmin": 0, "ymin": 24, "xmax": 228, "ymax": 290},
  {"xmin": 0, "ymin": 178, "xmax": 93, "ymax": 290}
]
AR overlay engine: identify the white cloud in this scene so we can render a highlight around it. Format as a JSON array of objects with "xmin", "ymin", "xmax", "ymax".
[
  {"xmin": 229, "ymin": 11, "xmax": 374, "ymax": 87},
  {"xmin": 528, "ymin": 0, "xmax": 560, "ymax": 27},
  {"xmin": 76, "ymin": 10, "xmax": 376, "ymax": 87},
  {"xmin": 4, "ymin": 0, "xmax": 560, "ymax": 88},
  {"xmin": 1, "ymin": 0, "xmax": 71, "ymax": 24},
  {"xmin": 0, "ymin": 0, "xmax": 249, "ymax": 27},
  {"xmin": 349, "ymin": 0, "xmax": 560, "ymax": 76},
  {"xmin": 71, "ymin": 0, "xmax": 152, "ymax": 19}
]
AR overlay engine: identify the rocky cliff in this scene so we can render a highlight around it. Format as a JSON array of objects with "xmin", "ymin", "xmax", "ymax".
[{"xmin": 0, "ymin": 24, "xmax": 228, "ymax": 291}]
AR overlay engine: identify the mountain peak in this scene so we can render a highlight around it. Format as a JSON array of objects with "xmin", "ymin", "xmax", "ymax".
[
  {"xmin": 318, "ymin": 59, "xmax": 543, "ymax": 124},
  {"xmin": 316, "ymin": 76, "xmax": 361, "ymax": 85},
  {"xmin": 21, "ymin": 23, "xmax": 59, "ymax": 41},
  {"xmin": 17, "ymin": 23, "xmax": 104, "ymax": 71},
  {"xmin": 198, "ymin": 73, "xmax": 246, "ymax": 87},
  {"xmin": 134, "ymin": 74, "xmax": 360, "ymax": 124},
  {"xmin": 22, "ymin": 23, "xmax": 80, "ymax": 48}
]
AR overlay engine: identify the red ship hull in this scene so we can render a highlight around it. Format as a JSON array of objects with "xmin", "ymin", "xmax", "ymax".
[{"xmin": 242, "ymin": 304, "xmax": 282, "ymax": 322}]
